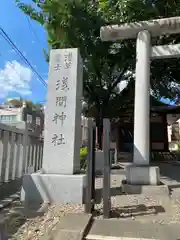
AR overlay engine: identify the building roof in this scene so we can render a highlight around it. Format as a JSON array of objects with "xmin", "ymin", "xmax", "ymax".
[
  {"xmin": 115, "ymin": 81, "xmax": 180, "ymax": 113},
  {"xmin": 86, "ymin": 81, "xmax": 180, "ymax": 118}
]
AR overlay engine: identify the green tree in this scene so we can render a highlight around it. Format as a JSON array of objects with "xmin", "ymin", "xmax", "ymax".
[
  {"xmin": 8, "ymin": 98, "xmax": 43, "ymax": 113},
  {"xmin": 99, "ymin": 0, "xmax": 180, "ymax": 100},
  {"xmin": 16, "ymin": 0, "xmax": 136, "ymax": 147},
  {"xmin": 8, "ymin": 98, "xmax": 23, "ymax": 107},
  {"xmin": 16, "ymin": 0, "xmax": 180, "ymax": 147}
]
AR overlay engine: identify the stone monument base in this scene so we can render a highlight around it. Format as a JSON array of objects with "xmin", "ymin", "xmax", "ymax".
[
  {"xmin": 126, "ymin": 165, "xmax": 160, "ymax": 185},
  {"xmin": 121, "ymin": 165, "xmax": 169, "ymax": 196},
  {"xmin": 20, "ymin": 172, "xmax": 86, "ymax": 204}
]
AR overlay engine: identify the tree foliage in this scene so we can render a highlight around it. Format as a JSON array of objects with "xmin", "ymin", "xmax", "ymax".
[
  {"xmin": 16, "ymin": 0, "xmax": 135, "ymax": 112},
  {"xmin": 8, "ymin": 98, "xmax": 23, "ymax": 107},
  {"xmin": 8, "ymin": 98, "xmax": 43, "ymax": 112},
  {"xmin": 16, "ymin": 0, "xmax": 180, "ymax": 146},
  {"xmin": 16, "ymin": 0, "xmax": 180, "ymax": 103}
]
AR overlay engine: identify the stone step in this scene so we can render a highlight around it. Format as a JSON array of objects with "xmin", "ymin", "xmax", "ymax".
[
  {"xmin": 40, "ymin": 213, "xmax": 92, "ymax": 240},
  {"xmin": 87, "ymin": 236, "xmax": 154, "ymax": 240},
  {"xmin": 85, "ymin": 219, "xmax": 180, "ymax": 240}
]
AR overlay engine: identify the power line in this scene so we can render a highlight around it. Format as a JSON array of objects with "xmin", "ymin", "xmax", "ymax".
[
  {"xmin": 0, "ymin": 26, "xmax": 47, "ymax": 88},
  {"xmin": 25, "ymin": 16, "xmax": 43, "ymax": 49},
  {"xmin": 0, "ymin": 27, "xmax": 47, "ymax": 88}
]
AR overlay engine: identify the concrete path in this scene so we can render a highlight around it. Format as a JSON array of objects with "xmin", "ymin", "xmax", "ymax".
[
  {"xmin": 118, "ymin": 162, "xmax": 180, "ymax": 198},
  {"xmin": 155, "ymin": 162, "xmax": 180, "ymax": 198},
  {"xmin": 86, "ymin": 162, "xmax": 180, "ymax": 240},
  {"xmin": 86, "ymin": 218, "xmax": 180, "ymax": 240},
  {"xmin": 94, "ymin": 163, "xmax": 180, "ymax": 225}
]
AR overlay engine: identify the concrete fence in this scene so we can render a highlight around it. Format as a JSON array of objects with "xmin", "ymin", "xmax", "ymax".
[{"xmin": 0, "ymin": 123, "xmax": 43, "ymax": 199}]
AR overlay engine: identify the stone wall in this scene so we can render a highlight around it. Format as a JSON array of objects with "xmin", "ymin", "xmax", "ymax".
[{"xmin": 0, "ymin": 122, "xmax": 43, "ymax": 199}]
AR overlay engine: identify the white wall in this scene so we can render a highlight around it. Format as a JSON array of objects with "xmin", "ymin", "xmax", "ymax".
[
  {"xmin": 81, "ymin": 116, "xmax": 88, "ymax": 143},
  {"xmin": 167, "ymin": 114, "xmax": 180, "ymax": 125},
  {"xmin": 167, "ymin": 114, "xmax": 180, "ymax": 151}
]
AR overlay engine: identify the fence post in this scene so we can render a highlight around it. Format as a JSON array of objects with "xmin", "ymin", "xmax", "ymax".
[
  {"xmin": 4, "ymin": 131, "xmax": 10, "ymax": 182},
  {"xmin": 103, "ymin": 118, "xmax": 111, "ymax": 218},
  {"xmin": 34, "ymin": 137, "xmax": 39, "ymax": 172},
  {"xmin": 9, "ymin": 132, "xmax": 16, "ymax": 180},
  {"xmin": 36, "ymin": 140, "xmax": 41, "ymax": 171},
  {"xmin": 38, "ymin": 139, "xmax": 43, "ymax": 170},
  {"xmin": 0, "ymin": 130, "xmax": 4, "ymax": 182},
  {"xmin": 15, "ymin": 133, "xmax": 21, "ymax": 179},
  {"xmin": 85, "ymin": 118, "xmax": 95, "ymax": 213},
  {"xmin": 22, "ymin": 122, "xmax": 29, "ymax": 174},
  {"xmin": 91, "ymin": 123, "xmax": 96, "ymax": 209}
]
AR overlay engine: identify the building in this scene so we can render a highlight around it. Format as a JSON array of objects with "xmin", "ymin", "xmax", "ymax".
[
  {"xmin": 81, "ymin": 115, "xmax": 88, "ymax": 144},
  {"xmin": 0, "ymin": 100, "xmax": 44, "ymax": 134},
  {"xmin": 0, "ymin": 102, "xmax": 25, "ymax": 128},
  {"xmin": 86, "ymin": 83, "xmax": 180, "ymax": 161},
  {"xmin": 167, "ymin": 109, "xmax": 180, "ymax": 151}
]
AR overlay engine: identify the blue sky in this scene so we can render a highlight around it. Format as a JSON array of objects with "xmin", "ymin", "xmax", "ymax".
[{"xmin": 0, "ymin": 0, "xmax": 48, "ymax": 104}]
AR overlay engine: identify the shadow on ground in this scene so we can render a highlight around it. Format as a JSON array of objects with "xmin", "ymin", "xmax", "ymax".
[
  {"xmin": 93, "ymin": 204, "xmax": 165, "ymax": 219},
  {"xmin": 95, "ymin": 185, "xmax": 144, "ymax": 204},
  {"xmin": 95, "ymin": 186, "xmax": 134, "ymax": 204},
  {"xmin": 0, "ymin": 199, "xmax": 48, "ymax": 238}
]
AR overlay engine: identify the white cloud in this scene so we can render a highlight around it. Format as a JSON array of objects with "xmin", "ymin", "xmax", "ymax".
[{"xmin": 0, "ymin": 60, "xmax": 32, "ymax": 98}]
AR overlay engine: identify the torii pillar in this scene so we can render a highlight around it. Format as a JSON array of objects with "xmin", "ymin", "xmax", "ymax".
[{"xmin": 100, "ymin": 17, "xmax": 180, "ymax": 186}]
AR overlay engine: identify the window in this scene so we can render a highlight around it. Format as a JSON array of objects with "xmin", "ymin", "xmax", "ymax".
[
  {"xmin": 0, "ymin": 115, "xmax": 17, "ymax": 123},
  {"xmin": 12, "ymin": 115, "xmax": 17, "ymax": 121}
]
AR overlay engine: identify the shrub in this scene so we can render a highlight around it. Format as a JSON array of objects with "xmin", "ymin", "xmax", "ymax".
[{"xmin": 80, "ymin": 146, "xmax": 88, "ymax": 170}]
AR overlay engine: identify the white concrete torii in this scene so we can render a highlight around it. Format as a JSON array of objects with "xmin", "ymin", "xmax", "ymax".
[{"xmin": 100, "ymin": 17, "xmax": 180, "ymax": 185}]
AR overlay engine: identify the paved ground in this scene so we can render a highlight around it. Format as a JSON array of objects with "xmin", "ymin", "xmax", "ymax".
[
  {"xmin": 0, "ymin": 200, "xmax": 84, "ymax": 239},
  {"xmin": 86, "ymin": 218, "xmax": 180, "ymax": 240},
  {"xmin": 1, "ymin": 162, "xmax": 180, "ymax": 239},
  {"xmin": 155, "ymin": 162, "xmax": 180, "ymax": 198},
  {"xmin": 94, "ymin": 163, "xmax": 180, "ymax": 224},
  {"xmin": 86, "ymin": 163, "xmax": 180, "ymax": 239}
]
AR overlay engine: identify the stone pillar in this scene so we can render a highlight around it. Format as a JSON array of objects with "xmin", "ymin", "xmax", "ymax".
[
  {"xmin": 133, "ymin": 30, "xmax": 151, "ymax": 165},
  {"xmin": 124, "ymin": 31, "xmax": 160, "ymax": 187},
  {"xmin": 21, "ymin": 48, "xmax": 86, "ymax": 204},
  {"xmin": 42, "ymin": 48, "xmax": 83, "ymax": 174}
]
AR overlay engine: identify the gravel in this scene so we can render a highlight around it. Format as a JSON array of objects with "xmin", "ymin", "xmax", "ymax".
[
  {"xmin": 1, "ymin": 202, "xmax": 84, "ymax": 240},
  {"xmin": 94, "ymin": 174, "xmax": 180, "ymax": 224}
]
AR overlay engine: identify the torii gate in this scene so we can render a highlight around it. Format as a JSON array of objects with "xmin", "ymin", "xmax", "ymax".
[{"xmin": 100, "ymin": 17, "xmax": 180, "ymax": 186}]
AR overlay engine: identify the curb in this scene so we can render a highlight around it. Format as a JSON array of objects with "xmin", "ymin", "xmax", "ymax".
[
  {"xmin": 40, "ymin": 213, "xmax": 92, "ymax": 240},
  {"xmin": 86, "ymin": 235, "xmax": 157, "ymax": 240}
]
